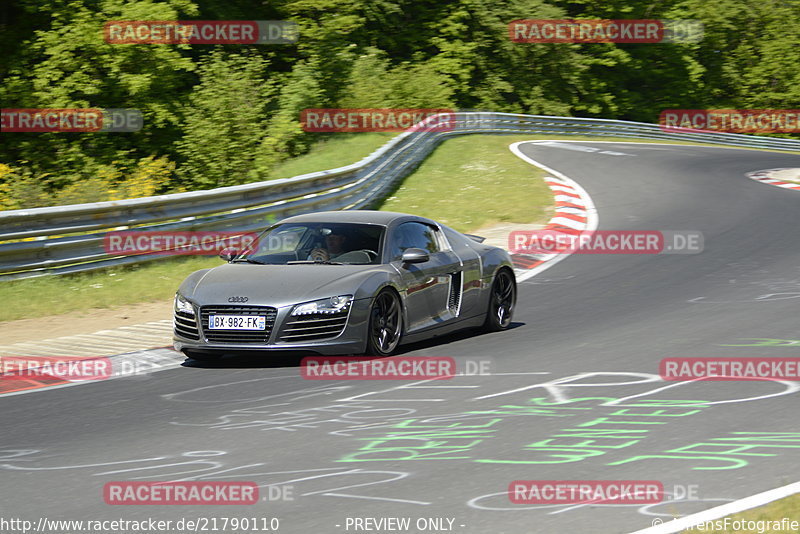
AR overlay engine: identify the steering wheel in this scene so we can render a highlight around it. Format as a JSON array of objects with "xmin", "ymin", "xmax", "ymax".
[
  {"xmin": 308, "ymin": 248, "xmax": 331, "ymax": 261},
  {"xmin": 359, "ymin": 249, "xmax": 378, "ymax": 261}
]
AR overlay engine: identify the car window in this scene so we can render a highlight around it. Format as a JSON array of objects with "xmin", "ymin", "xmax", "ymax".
[
  {"xmin": 241, "ymin": 222, "xmax": 384, "ymax": 265},
  {"xmin": 257, "ymin": 225, "xmax": 306, "ymax": 253},
  {"xmin": 388, "ymin": 222, "xmax": 440, "ymax": 261}
]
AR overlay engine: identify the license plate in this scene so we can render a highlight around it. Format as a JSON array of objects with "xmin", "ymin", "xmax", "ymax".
[{"xmin": 208, "ymin": 315, "xmax": 266, "ymax": 330}]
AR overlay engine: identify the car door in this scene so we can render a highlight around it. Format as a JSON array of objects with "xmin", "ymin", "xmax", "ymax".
[
  {"xmin": 388, "ymin": 222, "xmax": 462, "ymax": 332},
  {"xmin": 440, "ymin": 226, "xmax": 483, "ymax": 317}
]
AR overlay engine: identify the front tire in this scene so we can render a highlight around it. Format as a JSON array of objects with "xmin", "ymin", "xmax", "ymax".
[
  {"xmin": 365, "ymin": 289, "xmax": 403, "ymax": 355},
  {"xmin": 482, "ymin": 268, "xmax": 516, "ymax": 332}
]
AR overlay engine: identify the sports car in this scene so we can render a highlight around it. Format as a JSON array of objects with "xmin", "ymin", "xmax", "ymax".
[{"xmin": 173, "ymin": 210, "xmax": 516, "ymax": 360}]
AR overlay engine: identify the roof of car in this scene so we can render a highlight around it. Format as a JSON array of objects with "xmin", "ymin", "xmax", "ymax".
[{"xmin": 279, "ymin": 210, "xmax": 432, "ymax": 226}]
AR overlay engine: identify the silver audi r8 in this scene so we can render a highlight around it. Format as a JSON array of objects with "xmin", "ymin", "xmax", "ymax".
[{"xmin": 173, "ymin": 211, "xmax": 516, "ymax": 360}]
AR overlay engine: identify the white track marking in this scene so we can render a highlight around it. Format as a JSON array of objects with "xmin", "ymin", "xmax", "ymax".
[
  {"xmin": 553, "ymin": 194, "xmax": 581, "ymax": 202},
  {"xmin": 549, "ymin": 185, "xmax": 579, "ymax": 193},
  {"xmin": 530, "ymin": 140, "xmax": 800, "ymax": 153},
  {"xmin": 556, "ymin": 207, "xmax": 588, "ymax": 216},
  {"xmin": 549, "ymin": 216, "xmax": 586, "ymax": 229},
  {"xmin": 628, "ymin": 480, "xmax": 800, "ymax": 533},
  {"xmin": 537, "ymin": 141, "xmax": 635, "ymax": 156}
]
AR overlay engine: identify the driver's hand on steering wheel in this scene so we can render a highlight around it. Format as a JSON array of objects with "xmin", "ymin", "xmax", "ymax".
[{"xmin": 308, "ymin": 248, "xmax": 331, "ymax": 261}]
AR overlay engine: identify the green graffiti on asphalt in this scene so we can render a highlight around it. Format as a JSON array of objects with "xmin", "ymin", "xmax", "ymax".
[
  {"xmin": 475, "ymin": 398, "xmax": 705, "ymax": 465},
  {"xmin": 337, "ymin": 397, "xmax": 708, "ymax": 464},
  {"xmin": 608, "ymin": 432, "xmax": 800, "ymax": 470},
  {"xmin": 336, "ymin": 398, "xmax": 799, "ymax": 471},
  {"xmin": 721, "ymin": 338, "xmax": 800, "ymax": 347},
  {"xmin": 337, "ymin": 417, "xmax": 503, "ymax": 462}
]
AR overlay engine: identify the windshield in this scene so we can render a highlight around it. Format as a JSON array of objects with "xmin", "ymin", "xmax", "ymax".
[{"xmin": 235, "ymin": 222, "xmax": 385, "ymax": 265}]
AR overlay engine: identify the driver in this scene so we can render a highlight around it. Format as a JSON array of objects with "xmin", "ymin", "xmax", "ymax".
[{"xmin": 308, "ymin": 229, "xmax": 349, "ymax": 261}]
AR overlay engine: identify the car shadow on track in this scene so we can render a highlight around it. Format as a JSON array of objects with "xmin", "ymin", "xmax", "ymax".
[
  {"xmin": 392, "ymin": 321, "xmax": 526, "ymax": 355},
  {"xmin": 181, "ymin": 321, "xmax": 525, "ymax": 370}
]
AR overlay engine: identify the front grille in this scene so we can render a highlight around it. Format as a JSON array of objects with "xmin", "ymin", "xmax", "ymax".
[
  {"xmin": 279, "ymin": 311, "xmax": 349, "ymax": 342},
  {"xmin": 174, "ymin": 311, "xmax": 200, "ymax": 340},
  {"xmin": 200, "ymin": 306, "xmax": 277, "ymax": 344}
]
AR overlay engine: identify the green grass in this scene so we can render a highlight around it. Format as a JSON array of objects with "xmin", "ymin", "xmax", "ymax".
[
  {"xmin": 681, "ymin": 493, "xmax": 800, "ymax": 533},
  {"xmin": 268, "ymin": 133, "xmax": 396, "ymax": 179},
  {"xmin": 377, "ymin": 134, "xmax": 552, "ymax": 232},
  {"xmin": 2, "ymin": 133, "xmax": 797, "ymax": 322},
  {"xmin": 0, "ymin": 257, "xmax": 220, "ymax": 321}
]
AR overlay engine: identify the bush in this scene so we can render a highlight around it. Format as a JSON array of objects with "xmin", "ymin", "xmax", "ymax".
[
  {"xmin": 0, "ymin": 156, "xmax": 176, "ymax": 209},
  {"xmin": 175, "ymin": 51, "xmax": 273, "ymax": 189}
]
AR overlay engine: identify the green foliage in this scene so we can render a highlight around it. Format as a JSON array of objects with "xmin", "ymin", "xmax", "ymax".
[
  {"xmin": 0, "ymin": 0, "xmax": 798, "ymax": 209},
  {"xmin": 176, "ymin": 50, "xmax": 273, "ymax": 188},
  {"xmin": 0, "ymin": 156, "xmax": 176, "ymax": 209},
  {"xmin": 669, "ymin": 0, "xmax": 800, "ymax": 109},
  {"xmin": 0, "ymin": 163, "xmax": 51, "ymax": 210},
  {"xmin": 0, "ymin": 0, "xmax": 198, "ymax": 176},
  {"xmin": 252, "ymin": 60, "xmax": 324, "ymax": 178},
  {"xmin": 339, "ymin": 49, "xmax": 454, "ymax": 108}
]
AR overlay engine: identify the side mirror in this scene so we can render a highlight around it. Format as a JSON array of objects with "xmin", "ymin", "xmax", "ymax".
[
  {"xmin": 401, "ymin": 248, "xmax": 429, "ymax": 264},
  {"xmin": 219, "ymin": 247, "xmax": 238, "ymax": 262}
]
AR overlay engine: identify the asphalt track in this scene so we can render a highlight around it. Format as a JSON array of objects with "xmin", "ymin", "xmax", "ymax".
[{"xmin": 3, "ymin": 142, "xmax": 800, "ymax": 534}]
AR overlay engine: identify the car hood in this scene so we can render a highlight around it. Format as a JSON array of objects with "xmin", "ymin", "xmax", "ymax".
[{"xmin": 180, "ymin": 263, "xmax": 391, "ymax": 308}]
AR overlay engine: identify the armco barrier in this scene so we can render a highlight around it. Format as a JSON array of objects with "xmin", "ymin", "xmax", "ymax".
[{"xmin": 2, "ymin": 112, "xmax": 799, "ymax": 280}]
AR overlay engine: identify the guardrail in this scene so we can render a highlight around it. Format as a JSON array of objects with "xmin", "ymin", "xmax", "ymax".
[{"xmin": 2, "ymin": 112, "xmax": 799, "ymax": 280}]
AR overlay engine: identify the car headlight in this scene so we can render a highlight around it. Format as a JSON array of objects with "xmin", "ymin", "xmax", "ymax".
[
  {"xmin": 174, "ymin": 293, "xmax": 195, "ymax": 316},
  {"xmin": 291, "ymin": 295, "xmax": 353, "ymax": 316}
]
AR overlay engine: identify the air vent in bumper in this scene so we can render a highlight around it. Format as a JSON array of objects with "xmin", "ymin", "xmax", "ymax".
[
  {"xmin": 174, "ymin": 311, "xmax": 200, "ymax": 340},
  {"xmin": 279, "ymin": 311, "xmax": 349, "ymax": 342}
]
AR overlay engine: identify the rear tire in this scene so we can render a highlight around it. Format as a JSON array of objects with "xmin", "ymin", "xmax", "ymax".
[
  {"xmin": 482, "ymin": 268, "xmax": 516, "ymax": 332},
  {"xmin": 365, "ymin": 289, "xmax": 403, "ymax": 356}
]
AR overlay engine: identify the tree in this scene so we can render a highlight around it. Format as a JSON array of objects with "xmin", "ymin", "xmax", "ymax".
[
  {"xmin": 0, "ymin": 0, "xmax": 198, "ymax": 177},
  {"xmin": 176, "ymin": 50, "xmax": 274, "ymax": 188}
]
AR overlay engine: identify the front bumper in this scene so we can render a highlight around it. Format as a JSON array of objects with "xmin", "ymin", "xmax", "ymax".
[{"xmin": 172, "ymin": 298, "xmax": 371, "ymax": 355}]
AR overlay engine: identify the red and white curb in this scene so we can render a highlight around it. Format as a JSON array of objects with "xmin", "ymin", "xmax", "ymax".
[
  {"xmin": 0, "ymin": 320, "xmax": 183, "ymax": 397},
  {"xmin": 509, "ymin": 141, "xmax": 598, "ymax": 282},
  {"xmin": 0, "ymin": 347, "xmax": 184, "ymax": 398},
  {"xmin": 747, "ymin": 168, "xmax": 800, "ymax": 191}
]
